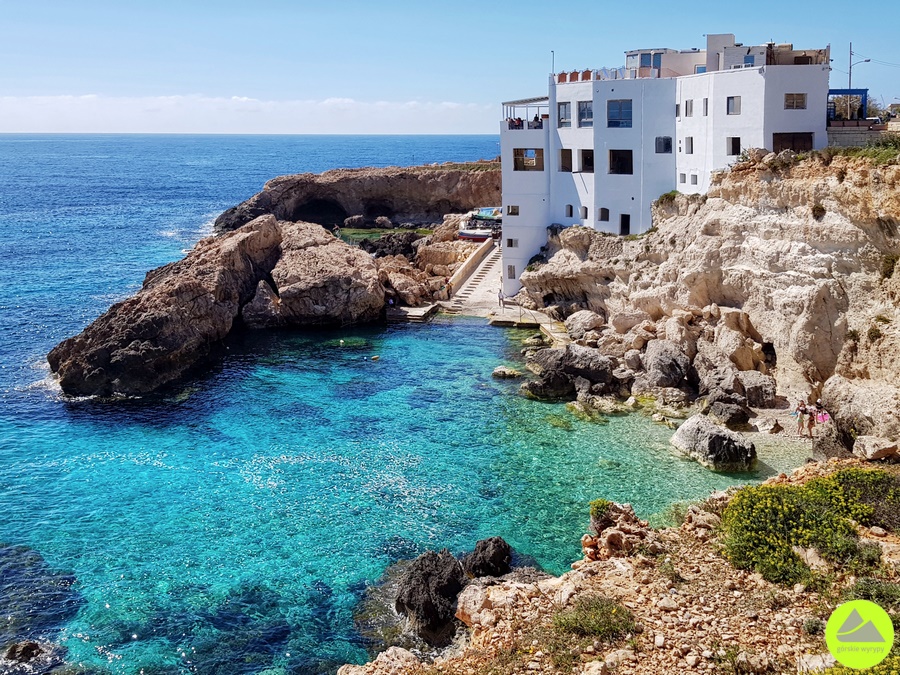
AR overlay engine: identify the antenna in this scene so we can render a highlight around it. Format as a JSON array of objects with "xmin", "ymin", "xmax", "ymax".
[{"xmin": 551, "ymin": 50, "xmax": 555, "ymax": 74}]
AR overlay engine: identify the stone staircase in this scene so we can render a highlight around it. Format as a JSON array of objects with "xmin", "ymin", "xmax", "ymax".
[{"xmin": 444, "ymin": 245, "xmax": 503, "ymax": 315}]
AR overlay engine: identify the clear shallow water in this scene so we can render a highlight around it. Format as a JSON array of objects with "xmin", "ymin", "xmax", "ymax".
[{"xmin": 0, "ymin": 135, "xmax": 804, "ymax": 674}]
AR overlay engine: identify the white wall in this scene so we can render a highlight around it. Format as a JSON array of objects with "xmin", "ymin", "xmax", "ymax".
[
  {"xmin": 761, "ymin": 65, "xmax": 830, "ymax": 150},
  {"xmin": 551, "ymin": 80, "xmax": 596, "ymax": 228}
]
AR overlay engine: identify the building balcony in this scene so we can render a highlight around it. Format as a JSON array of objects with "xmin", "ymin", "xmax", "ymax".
[{"xmin": 502, "ymin": 97, "xmax": 549, "ymax": 131}]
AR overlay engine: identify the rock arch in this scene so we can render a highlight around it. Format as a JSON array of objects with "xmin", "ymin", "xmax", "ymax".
[{"xmin": 363, "ymin": 199, "xmax": 395, "ymax": 220}]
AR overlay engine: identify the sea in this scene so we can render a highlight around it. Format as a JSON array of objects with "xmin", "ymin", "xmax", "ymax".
[{"xmin": 0, "ymin": 134, "xmax": 806, "ymax": 674}]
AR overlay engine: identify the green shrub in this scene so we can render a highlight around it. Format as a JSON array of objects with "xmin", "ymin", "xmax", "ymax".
[
  {"xmin": 803, "ymin": 617, "xmax": 824, "ymax": 635},
  {"xmin": 552, "ymin": 596, "xmax": 635, "ymax": 640},
  {"xmin": 844, "ymin": 578, "xmax": 900, "ymax": 621},
  {"xmin": 869, "ymin": 326, "xmax": 883, "ymax": 342},
  {"xmin": 825, "ymin": 654, "xmax": 900, "ymax": 674},
  {"xmin": 845, "ymin": 329, "xmax": 860, "ymax": 343},
  {"xmin": 657, "ymin": 190, "xmax": 679, "ymax": 205},
  {"xmin": 876, "ymin": 314, "xmax": 892, "ymax": 324},
  {"xmin": 589, "ymin": 498, "xmax": 612, "ymax": 521},
  {"xmin": 812, "ymin": 203, "xmax": 826, "ymax": 220},
  {"xmin": 721, "ymin": 469, "xmax": 898, "ymax": 584}
]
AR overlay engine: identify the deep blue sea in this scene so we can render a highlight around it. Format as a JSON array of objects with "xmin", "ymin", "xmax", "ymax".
[{"xmin": 0, "ymin": 135, "xmax": 805, "ymax": 674}]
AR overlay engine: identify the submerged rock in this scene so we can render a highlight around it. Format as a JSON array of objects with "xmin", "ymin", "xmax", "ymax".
[{"xmin": 671, "ymin": 414, "xmax": 757, "ymax": 472}]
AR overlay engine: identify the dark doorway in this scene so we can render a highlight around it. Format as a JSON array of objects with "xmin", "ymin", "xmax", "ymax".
[
  {"xmin": 619, "ymin": 214, "xmax": 631, "ymax": 236},
  {"xmin": 363, "ymin": 199, "xmax": 395, "ymax": 220},
  {"xmin": 773, "ymin": 132, "xmax": 813, "ymax": 153}
]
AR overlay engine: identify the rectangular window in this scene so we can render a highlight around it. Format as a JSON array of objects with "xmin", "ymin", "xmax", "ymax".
[
  {"xmin": 513, "ymin": 148, "xmax": 544, "ymax": 171},
  {"xmin": 506, "ymin": 238, "xmax": 518, "ymax": 248},
  {"xmin": 578, "ymin": 101, "xmax": 593, "ymax": 128},
  {"xmin": 726, "ymin": 137, "xmax": 741, "ymax": 155},
  {"xmin": 690, "ymin": 174, "xmax": 698, "ymax": 185},
  {"xmin": 565, "ymin": 204, "xmax": 573, "ymax": 217},
  {"xmin": 580, "ymin": 206, "xmax": 588, "ymax": 219},
  {"xmin": 506, "ymin": 205, "xmax": 519, "ymax": 216},
  {"xmin": 695, "ymin": 65, "xmax": 707, "ymax": 74},
  {"xmin": 703, "ymin": 98, "xmax": 708, "ymax": 116},
  {"xmin": 684, "ymin": 99, "xmax": 694, "ymax": 117},
  {"xmin": 640, "ymin": 53, "xmax": 651, "ymax": 68},
  {"xmin": 743, "ymin": 54, "xmax": 755, "ymax": 66},
  {"xmin": 507, "ymin": 265, "xmax": 516, "ymax": 280},
  {"xmin": 609, "ymin": 149, "xmax": 633, "ymax": 175},
  {"xmin": 607, "ymin": 99, "xmax": 632, "ymax": 128},
  {"xmin": 675, "ymin": 103, "xmax": 680, "ymax": 118},
  {"xmin": 679, "ymin": 173, "xmax": 686, "ymax": 184},
  {"xmin": 727, "ymin": 96, "xmax": 741, "ymax": 115},
  {"xmin": 655, "ymin": 136, "xmax": 672, "ymax": 153},
  {"xmin": 785, "ymin": 93, "xmax": 808, "ymax": 110},
  {"xmin": 685, "ymin": 137, "xmax": 694, "ymax": 154},
  {"xmin": 599, "ymin": 208, "xmax": 610, "ymax": 222},
  {"xmin": 558, "ymin": 102, "xmax": 571, "ymax": 127},
  {"xmin": 580, "ymin": 149, "xmax": 594, "ymax": 173},
  {"xmin": 559, "ymin": 148, "xmax": 572, "ymax": 172}
]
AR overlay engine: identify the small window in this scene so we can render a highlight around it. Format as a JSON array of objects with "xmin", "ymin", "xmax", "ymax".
[
  {"xmin": 679, "ymin": 173, "xmax": 686, "ymax": 184},
  {"xmin": 684, "ymin": 99, "xmax": 694, "ymax": 117},
  {"xmin": 580, "ymin": 206, "xmax": 588, "ymax": 219},
  {"xmin": 675, "ymin": 103, "xmax": 680, "ymax": 118},
  {"xmin": 506, "ymin": 238, "xmax": 518, "ymax": 248},
  {"xmin": 558, "ymin": 102, "xmax": 571, "ymax": 127},
  {"xmin": 695, "ymin": 65, "xmax": 707, "ymax": 74},
  {"xmin": 727, "ymin": 96, "xmax": 741, "ymax": 115},
  {"xmin": 655, "ymin": 136, "xmax": 672, "ymax": 153},
  {"xmin": 513, "ymin": 148, "xmax": 544, "ymax": 171},
  {"xmin": 559, "ymin": 148, "xmax": 572, "ymax": 172},
  {"xmin": 726, "ymin": 137, "xmax": 741, "ymax": 155},
  {"xmin": 580, "ymin": 149, "xmax": 594, "ymax": 173},
  {"xmin": 565, "ymin": 204, "xmax": 573, "ymax": 218},
  {"xmin": 690, "ymin": 174, "xmax": 698, "ymax": 185},
  {"xmin": 640, "ymin": 53, "xmax": 651, "ymax": 68},
  {"xmin": 743, "ymin": 54, "xmax": 755, "ymax": 66},
  {"xmin": 685, "ymin": 137, "xmax": 694, "ymax": 154},
  {"xmin": 703, "ymin": 98, "xmax": 708, "ymax": 116},
  {"xmin": 785, "ymin": 93, "xmax": 807, "ymax": 110},
  {"xmin": 507, "ymin": 265, "xmax": 516, "ymax": 280},
  {"xmin": 619, "ymin": 214, "xmax": 631, "ymax": 236},
  {"xmin": 578, "ymin": 101, "xmax": 593, "ymax": 128},
  {"xmin": 599, "ymin": 208, "xmax": 610, "ymax": 222},
  {"xmin": 607, "ymin": 99, "xmax": 632, "ymax": 128},
  {"xmin": 609, "ymin": 149, "xmax": 633, "ymax": 175},
  {"xmin": 506, "ymin": 205, "xmax": 519, "ymax": 216}
]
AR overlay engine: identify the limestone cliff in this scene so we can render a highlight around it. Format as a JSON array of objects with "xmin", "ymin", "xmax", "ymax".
[
  {"xmin": 515, "ymin": 151, "xmax": 900, "ymax": 452},
  {"xmin": 214, "ymin": 162, "xmax": 500, "ymax": 233}
]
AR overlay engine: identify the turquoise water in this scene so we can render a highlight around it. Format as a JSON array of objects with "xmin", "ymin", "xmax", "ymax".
[{"xmin": 0, "ymin": 135, "xmax": 802, "ymax": 674}]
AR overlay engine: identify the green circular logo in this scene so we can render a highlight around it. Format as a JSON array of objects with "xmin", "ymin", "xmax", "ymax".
[{"xmin": 826, "ymin": 600, "xmax": 894, "ymax": 669}]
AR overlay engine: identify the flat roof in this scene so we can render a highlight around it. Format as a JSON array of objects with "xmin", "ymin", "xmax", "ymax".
[{"xmin": 502, "ymin": 96, "xmax": 549, "ymax": 106}]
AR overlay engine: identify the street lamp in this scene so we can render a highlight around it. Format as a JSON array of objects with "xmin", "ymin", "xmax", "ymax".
[{"xmin": 848, "ymin": 42, "xmax": 871, "ymax": 119}]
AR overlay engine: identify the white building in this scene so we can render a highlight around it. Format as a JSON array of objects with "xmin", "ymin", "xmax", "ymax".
[{"xmin": 500, "ymin": 33, "xmax": 831, "ymax": 295}]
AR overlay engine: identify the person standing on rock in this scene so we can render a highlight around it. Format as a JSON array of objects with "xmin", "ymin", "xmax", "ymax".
[
  {"xmin": 498, "ymin": 289, "xmax": 505, "ymax": 309},
  {"xmin": 807, "ymin": 402, "xmax": 817, "ymax": 437}
]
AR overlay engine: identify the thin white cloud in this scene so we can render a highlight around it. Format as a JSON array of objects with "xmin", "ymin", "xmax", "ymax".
[{"xmin": 0, "ymin": 95, "xmax": 497, "ymax": 134}]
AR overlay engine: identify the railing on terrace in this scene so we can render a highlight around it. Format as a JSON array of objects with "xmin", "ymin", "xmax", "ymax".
[
  {"xmin": 502, "ymin": 100, "xmax": 549, "ymax": 131},
  {"xmin": 554, "ymin": 66, "xmax": 688, "ymax": 82}
]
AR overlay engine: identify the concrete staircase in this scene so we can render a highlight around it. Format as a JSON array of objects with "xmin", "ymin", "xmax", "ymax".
[{"xmin": 444, "ymin": 245, "xmax": 503, "ymax": 315}]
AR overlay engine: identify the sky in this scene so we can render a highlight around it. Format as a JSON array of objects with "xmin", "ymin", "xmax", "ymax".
[{"xmin": 1, "ymin": 0, "xmax": 898, "ymax": 134}]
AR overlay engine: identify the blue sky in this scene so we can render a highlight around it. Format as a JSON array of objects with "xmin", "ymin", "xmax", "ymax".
[{"xmin": 1, "ymin": 0, "xmax": 897, "ymax": 133}]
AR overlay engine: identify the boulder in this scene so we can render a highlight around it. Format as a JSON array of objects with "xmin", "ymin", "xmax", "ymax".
[
  {"xmin": 394, "ymin": 549, "xmax": 465, "ymax": 646},
  {"xmin": 461, "ymin": 537, "xmax": 512, "ymax": 578},
  {"xmin": 343, "ymin": 215, "xmax": 365, "ymax": 228},
  {"xmin": 641, "ymin": 339, "xmax": 690, "ymax": 389},
  {"xmin": 852, "ymin": 436, "xmax": 900, "ymax": 461},
  {"xmin": 522, "ymin": 345, "xmax": 615, "ymax": 400},
  {"xmin": 737, "ymin": 371, "xmax": 778, "ymax": 408},
  {"xmin": 671, "ymin": 415, "xmax": 757, "ymax": 472},
  {"xmin": 706, "ymin": 401, "xmax": 751, "ymax": 428},
  {"xmin": 4, "ymin": 642, "xmax": 41, "ymax": 663},
  {"xmin": 755, "ymin": 417, "xmax": 783, "ymax": 434},
  {"xmin": 358, "ymin": 231, "xmax": 423, "ymax": 258},
  {"xmin": 492, "ymin": 366, "xmax": 522, "ymax": 379},
  {"xmin": 565, "ymin": 310, "xmax": 606, "ymax": 340},
  {"xmin": 610, "ymin": 310, "xmax": 652, "ymax": 334}
]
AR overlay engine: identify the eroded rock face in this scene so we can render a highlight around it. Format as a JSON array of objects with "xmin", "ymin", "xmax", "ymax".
[
  {"xmin": 461, "ymin": 537, "xmax": 512, "ymax": 578},
  {"xmin": 394, "ymin": 549, "xmax": 465, "ymax": 647},
  {"xmin": 215, "ymin": 164, "xmax": 500, "ymax": 233},
  {"xmin": 671, "ymin": 415, "xmax": 757, "ymax": 472},
  {"xmin": 48, "ymin": 217, "xmax": 384, "ymax": 396}
]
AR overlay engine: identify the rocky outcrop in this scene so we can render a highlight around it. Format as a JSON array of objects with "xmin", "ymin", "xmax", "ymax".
[
  {"xmin": 515, "ymin": 154, "xmax": 900, "ymax": 453},
  {"xmin": 48, "ymin": 216, "xmax": 384, "ymax": 396},
  {"xmin": 461, "ymin": 537, "xmax": 512, "ymax": 578},
  {"xmin": 521, "ymin": 344, "xmax": 615, "ymax": 400},
  {"xmin": 214, "ymin": 163, "xmax": 500, "ymax": 233},
  {"xmin": 394, "ymin": 549, "xmax": 466, "ymax": 647},
  {"xmin": 671, "ymin": 414, "xmax": 757, "ymax": 471}
]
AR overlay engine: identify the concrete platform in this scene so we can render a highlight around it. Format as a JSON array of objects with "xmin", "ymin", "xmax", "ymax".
[{"xmin": 386, "ymin": 304, "xmax": 439, "ymax": 323}]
